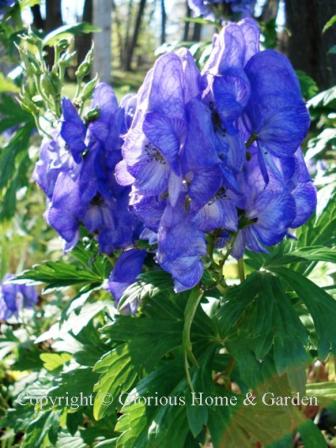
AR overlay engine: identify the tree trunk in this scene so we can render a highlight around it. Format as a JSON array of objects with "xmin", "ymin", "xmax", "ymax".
[
  {"xmin": 285, "ymin": 0, "xmax": 336, "ymax": 89},
  {"xmin": 45, "ymin": 0, "xmax": 63, "ymax": 68},
  {"xmin": 93, "ymin": 0, "xmax": 112, "ymax": 83},
  {"xmin": 125, "ymin": 0, "xmax": 147, "ymax": 71},
  {"xmin": 31, "ymin": 4, "xmax": 44, "ymax": 30},
  {"xmin": 160, "ymin": 0, "xmax": 167, "ymax": 44},
  {"xmin": 112, "ymin": 0, "xmax": 124, "ymax": 68},
  {"xmin": 76, "ymin": 0, "xmax": 93, "ymax": 65},
  {"xmin": 192, "ymin": 22, "xmax": 202, "ymax": 41},
  {"xmin": 183, "ymin": 1, "xmax": 191, "ymax": 41},
  {"xmin": 261, "ymin": 0, "xmax": 279, "ymax": 21},
  {"xmin": 45, "ymin": 0, "xmax": 63, "ymax": 31},
  {"xmin": 123, "ymin": 0, "xmax": 134, "ymax": 70}
]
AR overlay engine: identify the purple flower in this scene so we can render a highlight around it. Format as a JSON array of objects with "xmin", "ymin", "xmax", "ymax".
[
  {"xmin": 35, "ymin": 19, "xmax": 316, "ymax": 293},
  {"xmin": 0, "ymin": 275, "xmax": 38, "ymax": 321},
  {"xmin": 116, "ymin": 51, "xmax": 194, "ymax": 196},
  {"xmin": 60, "ymin": 99, "xmax": 86, "ymax": 163},
  {"xmin": 36, "ymin": 83, "xmax": 141, "ymax": 254},
  {"xmin": 33, "ymin": 135, "xmax": 75, "ymax": 200},
  {"xmin": 114, "ymin": 18, "xmax": 315, "ymax": 289},
  {"xmin": 157, "ymin": 203, "xmax": 207, "ymax": 292},
  {"xmin": 243, "ymin": 50, "xmax": 311, "ymax": 182},
  {"xmin": 108, "ymin": 249, "xmax": 146, "ymax": 312},
  {"xmin": 188, "ymin": 0, "xmax": 255, "ymax": 18}
]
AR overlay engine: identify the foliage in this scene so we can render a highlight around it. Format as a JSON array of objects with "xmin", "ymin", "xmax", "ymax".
[{"xmin": 0, "ymin": 3, "xmax": 336, "ymax": 448}]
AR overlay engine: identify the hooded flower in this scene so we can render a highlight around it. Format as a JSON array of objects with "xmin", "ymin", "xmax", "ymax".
[
  {"xmin": 0, "ymin": 275, "xmax": 38, "ymax": 320},
  {"xmin": 113, "ymin": 18, "xmax": 315, "ymax": 290},
  {"xmin": 36, "ymin": 83, "xmax": 141, "ymax": 253},
  {"xmin": 157, "ymin": 203, "xmax": 207, "ymax": 292},
  {"xmin": 35, "ymin": 19, "xmax": 316, "ymax": 294},
  {"xmin": 108, "ymin": 249, "xmax": 147, "ymax": 313},
  {"xmin": 243, "ymin": 50, "xmax": 311, "ymax": 182}
]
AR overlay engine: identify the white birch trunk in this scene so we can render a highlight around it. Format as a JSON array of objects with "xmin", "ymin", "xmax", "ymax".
[{"xmin": 93, "ymin": 0, "xmax": 112, "ymax": 83}]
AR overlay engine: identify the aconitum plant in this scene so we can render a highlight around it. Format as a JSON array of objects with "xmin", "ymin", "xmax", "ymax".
[
  {"xmin": 34, "ymin": 84, "xmax": 141, "ymax": 254},
  {"xmin": 0, "ymin": 275, "xmax": 38, "ymax": 320},
  {"xmin": 35, "ymin": 18, "xmax": 315, "ymax": 297},
  {"xmin": 188, "ymin": 0, "xmax": 255, "ymax": 18}
]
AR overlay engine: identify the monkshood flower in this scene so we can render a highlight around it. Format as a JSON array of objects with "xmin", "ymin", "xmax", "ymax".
[
  {"xmin": 0, "ymin": 275, "xmax": 38, "ymax": 320},
  {"xmin": 108, "ymin": 249, "xmax": 147, "ymax": 313},
  {"xmin": 34, "ymin": 83, "xmax": 141, "ymax": 253},
  {"xmin": 157, "ymin": 202, "xmax": 207, "ymax": 292},
  {"xmin": 188, "ymin": 0, "xmax": 255, "ymax": 18},
  {"xmin": 116, "ymin": 18, "xmax": 316, "ymax": 292}
]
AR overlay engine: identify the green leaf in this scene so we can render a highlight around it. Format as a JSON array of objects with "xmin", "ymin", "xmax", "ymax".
[
  {"xmin": 116, "ymin": 358, "xmax": 186, "ymax": 447},
  {"xmin": 93, "ymin": 344, "xmax": 138, "ymax": 420},
  {"xmin": 104, "ymin": 287, "xmax": 215, "ymax": 371},
  {"xmin": 323, "ymin": 14, "xmax": 336, "ymax": 33},
  {"xmin": 216, "ymin": 273, "xmax": 308, "ymax": 376},
  {"xmin": 12, "ymin": 341, "xmax": 44, "ymax": 371},
  {"xmin": 296, "ymin": 70, "xmax": 319, "ymax": 99},
  {"xmin": 0, "ymin": 126, "xmax": 32, "ymax": 189},
  {"xmin": 298, "ymin": 420, "xmax": 327, "ymax": 447},
  {"xmin": 40, "ymin": 353, "xmax": 72, "ymax": 371},
  {"xmin": 115, "ymin": 402, "xmax": 148, "ymax": 448},
  {"xmin": 0, "ymin": 73, "xmax": 19, "ymax": 93},
  {"xmin": 43, "ymin": 23, "xmax": 100, "ymax": 47},
  {"xmin": 306, "ymin": 127, "xmax": 336, "ymax": 159},
  {"xmin": 308, "ymin": 85, "xmax": 336, "ymax": 109},
  {"xmin": 55, "ymin": 432, "xmax": 88, "ymax": 448},
  {"xmin": 306, "ymin": 381, "xmax": 336, "ymax": 405},
  {"xmin": 23, "ymin": 410, "xmax": 62, "ymax": 448},
  {"xmin": 48, "ymin": 367, "xmax": 99, "ymax": 400},
  {"xmin": 209, "ymin": 376, "xmax": 304, "ymax": 448},
  {"xmin": 274, "ymin": 267, "xmax": 336, "ymax": 358},
  {"xmin": 16, "ymin": 259, "xmax": 104, "ymax": 290},
  {"xmin": 117, "ymin": 270, "xmax": 173, "ymax": 312},
  {"xmin": 186, "ymin": 392, "xmax": 208, "ymax": 438}
]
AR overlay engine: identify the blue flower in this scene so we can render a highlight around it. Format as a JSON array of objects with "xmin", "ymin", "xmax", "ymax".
[
  {"xmin": 33, "ymin": 135, "xmax": 75, "ymax": 200},
  {"xmin": 244, "ymin": 50, "xmax": 311, "ymax": 182},
  {"xmin": 0, "ymin": 275, "xmax": 38, "ymax": 321},
  {"xmin": 37, "ymin": 83, "xmax": 141, "ymax": 254},
  {"xmin": 36, "ymin": 19, "xmax": 316, "ymax": 293},
  {"xmin": 108, "ymin": 249, "xmax": 147, "ymax": 312},
  {"xmin": 116, "ymin": 52, "xmax": 193, "ymax": 196},
  {"xmin": 60, "ymin": 98, "xmax": 86, "ymax": 163},
  {"xmin": 157, "ymin": 203, "xmax": 207, "ymax": 292},
  {"xmin": 188, "ymin": 0, "xmax": 255, "ymax": 18}
]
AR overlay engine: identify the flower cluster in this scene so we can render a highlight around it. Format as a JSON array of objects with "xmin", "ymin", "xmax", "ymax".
[
  {"xmin": 0, "ymin": 275, "xmax": 38, "ymax": 320},
  {"xmin": 188, "ymin": 0, "xmax": 255, "ymax": 18},
  {"xmin": 34, "ymin": 84, "xmax": 141, "ymax": 254},
  {"xmin": 35, "ymin": 19, "xmax": 316, "ymax": 297},
  {"xmin": 116, "ymin": 18, "xmax": 316, "ymax": 292}
]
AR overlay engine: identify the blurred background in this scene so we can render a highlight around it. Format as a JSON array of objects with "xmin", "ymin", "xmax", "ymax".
[{"xmin": 2, "ymin": 0, "xmax": 335, "ymax": 95}]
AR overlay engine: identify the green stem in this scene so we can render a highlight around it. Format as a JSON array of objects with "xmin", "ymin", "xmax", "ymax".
[
  {"xmin": 238, "ymin": 258, "xmax": 245, "ymax": 283},
  {"xmin": 245, "ymin": 132, "xmax": 258, "ymax": 148},
  {"xmin": 183, "ymin": 288, "xmax": 203, "ymax": 391},
  {"xmin": 216, "ymin": 232, "xmax": 237, "ymax": 286}
]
